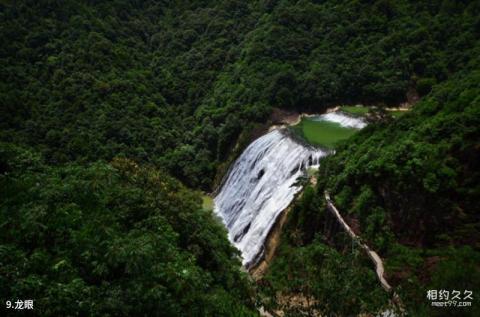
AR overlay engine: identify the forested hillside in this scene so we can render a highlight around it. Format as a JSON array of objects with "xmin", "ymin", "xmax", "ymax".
[
  {"xmin": 262, "ymin": 66, "xmax": 480, "ymax": 316},
  {"xmin": 0, "ymin": 144, "xmax": 258, "ymax": 316},
  {"xmin": 2, "ymin": 0, "xmax": 479, "ymax": 189},
  {"xmin": 1, "ymin": 0, "xmax": 479, "ymax": 316}
]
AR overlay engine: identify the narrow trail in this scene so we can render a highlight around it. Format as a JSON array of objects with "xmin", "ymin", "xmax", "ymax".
[
  {"xmin": 324, "ymin": 191, "xmax": 392, "ymax": 292},
  {"xmin": 325, "ymin": 191, "xmax": 405, "ymax": 315}
]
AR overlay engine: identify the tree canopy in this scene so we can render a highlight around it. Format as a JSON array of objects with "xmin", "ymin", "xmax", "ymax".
[{"xmin": 1, "ymin": 0, "xmax": 479, "ymax": 315}]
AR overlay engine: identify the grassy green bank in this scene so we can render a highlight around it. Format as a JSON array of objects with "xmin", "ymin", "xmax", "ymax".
[
  {"xmin": 202, "ymin": 195, "xmax": 214, "ymax": 211},
  {"xmin": 339, "ymin": 105, "xmax": 370, "ymax": 117},
  {"xmin": 340, "ymin": 105, "xmax": 410, "ymax": 119}
]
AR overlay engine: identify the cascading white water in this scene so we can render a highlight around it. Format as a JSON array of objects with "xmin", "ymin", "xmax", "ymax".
[
  {"xmin": 214, "ymin": 129, "xmax": 326, "ymax": 267},
  {"xmin": 315, "ymin": 112, "xmax": 367, "ymax": 129},
  {"xmin": 214, "ymin": 112, "xmax": 366, "ymax": 268}
]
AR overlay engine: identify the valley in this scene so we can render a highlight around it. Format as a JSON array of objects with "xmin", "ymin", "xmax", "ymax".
[{"xmin": 1, "ymin": 1, "xmax": 479, "ymax": 316}]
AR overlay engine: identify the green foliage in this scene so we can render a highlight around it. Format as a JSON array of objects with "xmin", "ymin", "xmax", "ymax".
[
  {"xmin": 202, "ymin": 194, "xmax": 214, "ymax": 211},
  {"xmin": 270, "ymin": 55, "xmax": 480, "ymax": 316},
  {"xmin": 417, "ymin": 77, "xmax": 437, "ymax": 96},
  {"xmin": 1, "ymin": 0, "xmax": 479, "ymax": 189},
  {"xmin": 321, "ymin": 68, "xmax": 480, "ymax": 250},
  {"xmin": 0, "ymin": 146, "xmax": 257, "ymax": 316},
  {"xmin": 1, "ymin": 0, "xmax": 479, "ymax": 315},
  {"xmin": 0, "ymin": 0, "xmax": 266, "ymax": 189},
  {"xmin": 386, "ymin": 245, "xmax": 480, "ymax": 317},
  {"xmin": 261, "ymin": 238, "xmax": 389, "ymax": 316},
  {"xmin": 430, "ymin": 246, "xmax": 480, "ymax": 300},
  {"xmin": 340, "ymin": 106, "xmax": 370, "ymax": 117},
  {"xmin": 263, "ymin": 50, "xmax": 480, "ymax": 317}
]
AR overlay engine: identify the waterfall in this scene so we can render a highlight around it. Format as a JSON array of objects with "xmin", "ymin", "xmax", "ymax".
[
  {"xmin": 214, "ymin": 130, "xmax": 326, "ymax": 267},
  {"xmin": 214, "ymin": 112, "xmax": 365, "ymax": 268}
]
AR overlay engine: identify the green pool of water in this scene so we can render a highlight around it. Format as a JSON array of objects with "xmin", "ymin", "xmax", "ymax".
[{"xmin": 291, "ymin": 117, "xmax": 358, "ymax": 149}]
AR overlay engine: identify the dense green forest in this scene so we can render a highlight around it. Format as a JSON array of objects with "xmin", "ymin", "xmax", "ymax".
[
  {"xmin": 2, "ymin": 0, "xmax": 479, "ymax": 189},
  {"xmin": 262, "ymin": 68, "xmax": 480, "ymax": 316},
  {"xmin": 1, "ymin": 0, "xmax": 479, "ymax": 316},
  {"xmin": 0, "ymin": 145, "xmax": 257, "ymax": 316}
]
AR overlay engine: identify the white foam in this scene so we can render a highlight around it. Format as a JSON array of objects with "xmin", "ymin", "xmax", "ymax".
[
  {"xmin": 313, "ymin": 112, "xmax": 367, "ymax": 129},
  {"xmin": 214, "ymin": 130, "xmax": 326, "ymax": 267},
  {"xmin": 214, "ymin": 111, "xmax": 367, "ymax": 267}
]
